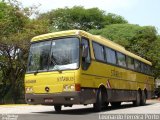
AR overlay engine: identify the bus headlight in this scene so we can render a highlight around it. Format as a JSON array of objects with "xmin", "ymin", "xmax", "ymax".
[
  {"xmin": 25, "ymin": 87, "xmax": 33, "ymax": 93},
  {"xmin": 63, "ymin": 84, "xmax": 75, "ymax": 91}
]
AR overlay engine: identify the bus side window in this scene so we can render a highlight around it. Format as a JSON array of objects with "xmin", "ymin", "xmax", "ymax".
[
  {"xmin": 141, "ymin": 63, "xmax": 145, "ymax": 73},
  {"xmin": 147, "ymin": 65, "xmax": 152, "ymax": 75},
  {"xmin": 146, "ymin": 64, "xmax": 151, "ymax": 75},
  {"xmin": 150, "ymin": 66, "xmax": 154, "ymax": 75},
  {"xmin": 127, "ymin": 56, "xmax": 134, "ymax": 70},
  {"xmin": 93, "ymin": 42, "xmax": 105, "ymax": 62},
  {"xmin": 135, "ymin": 60, "xmax": 141, "ymax": 72},
  {"xmin": 82, "ymin": 38, "xmax": 91, "ymax": 70},
  {"xmin": 105, "ymin": 47, "xmax": 117, "ymax": 64},
  {"xmin": 144, "ymin": 64, "xmax": 148, "ymax": 74},
  {"xmin": 117, "ymin": 52, "xmax": 127, "ymax": 67}
]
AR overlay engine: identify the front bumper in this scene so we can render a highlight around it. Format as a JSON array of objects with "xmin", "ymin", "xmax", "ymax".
[{"xmin": 25, "ymin": 89, "xmax": 96, "ymax": 105}]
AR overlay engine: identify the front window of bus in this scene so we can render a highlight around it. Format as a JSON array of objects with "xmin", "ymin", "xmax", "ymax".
[
  {"xmin": 49, "ymin": 37, "xmax": 79, "ymax": 71},
  {"xmin": 27, "ymin": 37, "xmax": 79, "ymax": 73},
  {"xmin": 27, "ymin": 41, "xmax": 51, "ymax": 73}
]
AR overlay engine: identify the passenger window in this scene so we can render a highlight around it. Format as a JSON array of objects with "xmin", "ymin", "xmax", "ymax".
[
  {"xmin": 105, "ymin": 47, "xmax": 117, "ymax": 64},
  {"xmin": 141, "ymin": 63, "xmax": 145, "ymax": 73},
  {"xmin": 144, "ymin": 64, "xmax": 148, "ymax": 74},
  {"xmin": 149, "ymin": 66, "xmax": 153, "ymax": 75},
  {"xmin": 141, "ymin": 63, "xmax": 150, "ymax": 74},
  {"xmin": 147, "ymin": 65, "xmax": 151, "ymax": 75},
  {"xmin": 135, "ymin": 60, "xmax": 141, "ymax": 72},
  {"xmin": 117, "ymin": 52, "xmax": 126, "ymax": 67},
  {"xmin": 93, "ymin": 42, "xmax": 105, "ymax": 61},
  {"xmin": 127, "ymin": 57, "xmax": 134, "ymax": 69}
]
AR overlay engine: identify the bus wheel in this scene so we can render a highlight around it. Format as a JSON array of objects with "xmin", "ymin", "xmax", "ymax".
[
  {"xmin": 133, "ymin": 91, "xmax": 141, "ymax": 106},
  {"xmin": 93, "ymin": 89, "xmax": 102, "ymax": 112},
  {"xmin": 140, "ymin": 91, "xmax": 146, "ymax": 106},
  {"xmin": 103, "ymin": 102, "xmax": 109, "ymax": 108},
  {"xmin": 54, "ymin": 105, "xmax": 62, "ymax": 112},
  {"xmin": 111, "ymin": 102, "xmax": 121, "ymax": 107}
]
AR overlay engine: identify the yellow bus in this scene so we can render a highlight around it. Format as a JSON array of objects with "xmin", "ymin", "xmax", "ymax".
[{"xmin": 25, "ymin": 30, "xmax": 155, "ymax": 112}]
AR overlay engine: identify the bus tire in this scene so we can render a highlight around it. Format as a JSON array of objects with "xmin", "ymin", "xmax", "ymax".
[
  {"xmin": 140, "ymin": 91, "xmax": 146, "ymax": 106},
  {"xmin": 54, "ymin": 105, "xmax": 62, "ymax": 112},
  {"xmin": 104, "ymin": 102, "xmax": 109, "ymax": 108},
  {"xmin": 93, "ymin": 89, "xmax": 102, "ymax": 112},
  {"xmin": 111, "ymin": 102, "xmax": 121, "ymax": 107},
  {"xmin": 133, "ymin": 91, "xmax": 141, "ymax": 106}
]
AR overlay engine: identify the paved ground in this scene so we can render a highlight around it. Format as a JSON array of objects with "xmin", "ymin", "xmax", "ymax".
[{"xmin": 0, "ymin": 100, "xmax": 160, "ymax": 120}]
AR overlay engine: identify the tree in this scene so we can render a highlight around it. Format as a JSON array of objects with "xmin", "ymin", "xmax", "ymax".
[
  {"xmin": 147, "ymin": 36, "xmax": 160, "ymax": 77},
  {"xmin": 0, "ymin": 0, "xmax": 27, "ymax": 103},
  {"xmin": 104, "ymin": 13, "xmax": 128, "ymax": 25},
  {"xmin": 0, "ymin": 0, "xmax": 49, "ymax": 103},
  {"xmin": 38, "ymin": 6, "xmax": 128, "ymax": 31},
  {"xmin": 89, "ymin": 24, "xmax": 159, "ymax": 77}
]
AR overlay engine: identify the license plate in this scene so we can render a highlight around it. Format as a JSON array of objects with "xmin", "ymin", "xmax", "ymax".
[{"xmin": 44, "ymin": 99, "xmax": 53, "ymax": 103}]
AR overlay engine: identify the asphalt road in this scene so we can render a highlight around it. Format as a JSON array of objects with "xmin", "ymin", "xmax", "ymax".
[{"xmin": 0, "ymin": 100, "xmax": 160, "ymax": 120}]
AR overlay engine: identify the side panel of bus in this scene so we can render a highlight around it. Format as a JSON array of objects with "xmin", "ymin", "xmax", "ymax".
[{"xmin": 80, "ymin": 36, "xmax": 155, "ymax": 103}]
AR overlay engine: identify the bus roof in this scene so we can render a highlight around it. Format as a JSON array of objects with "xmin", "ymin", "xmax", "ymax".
[{"xmin": 31, "ymin": 30, "xmax": 152, "ymax": 65}]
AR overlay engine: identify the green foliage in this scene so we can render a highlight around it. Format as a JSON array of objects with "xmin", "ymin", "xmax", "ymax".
[
  {"xmin": 38, "ymin": 6, "xmax": 128, "ymax": 31},
  {"xmin": 90, "ymin": 24, "xmax": 159, "ymax": 77},
  {"xmin": 147, "ymin": 36, "xmax": 160, "ymax": 77},
  {"xmin": 0, "ymin": 70, "xmax": 2, "ymax": 83},
  {"xmin": 0, "ymin": 1, "xmax": 27, "ymax": 37},
  {"xmin": 104, "ymin": 13, "xmax": 128, "ymax": 25},
  {"xmin": 0, "ymin": 0, "xmax": 49, "ymax": 103}
]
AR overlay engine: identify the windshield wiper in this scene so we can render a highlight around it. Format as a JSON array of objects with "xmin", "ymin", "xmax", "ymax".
[
  {"xmin": 50, "ymin": 58, "xmax": 62, "ymax": 73},
  {"xmin": 34, "ymin": 68, "xmax": 39, "ymax": 75}
]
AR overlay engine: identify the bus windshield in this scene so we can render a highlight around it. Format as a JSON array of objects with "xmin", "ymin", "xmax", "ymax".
[{"xmin": 27, "ymin": 37, "xmax": 79, "ymax": 73}]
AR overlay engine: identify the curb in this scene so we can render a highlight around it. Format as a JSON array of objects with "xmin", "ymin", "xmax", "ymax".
[{"xmin": 0, "ymin": 104, "xmax": 29, "ymax": 107}]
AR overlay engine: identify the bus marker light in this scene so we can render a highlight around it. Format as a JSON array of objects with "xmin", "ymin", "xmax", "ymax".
[
  {"xmin": 27, "ymin": 99, "xmax": 33, "ymax": 102},
  {"xmin": 70, "ymin": 98, "xmax": 74, "ymax": 101},
  {"xmin": 75, "ymin": 84, "xmax": 81, "ymax": 91}
]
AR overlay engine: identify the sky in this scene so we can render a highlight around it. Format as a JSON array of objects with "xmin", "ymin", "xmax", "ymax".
[{"xmin": 17, "ymin": 0, "xmax": 160, "ymax": 33}]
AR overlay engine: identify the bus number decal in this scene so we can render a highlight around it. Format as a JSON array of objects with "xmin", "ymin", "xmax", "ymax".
[
  {"xmin": 57, "ymin": 76, "xmax": 75, "ymax": 82},
  {"xmin": 111, "ymin": 69, "xmax": 122, "ymax": 78}
]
